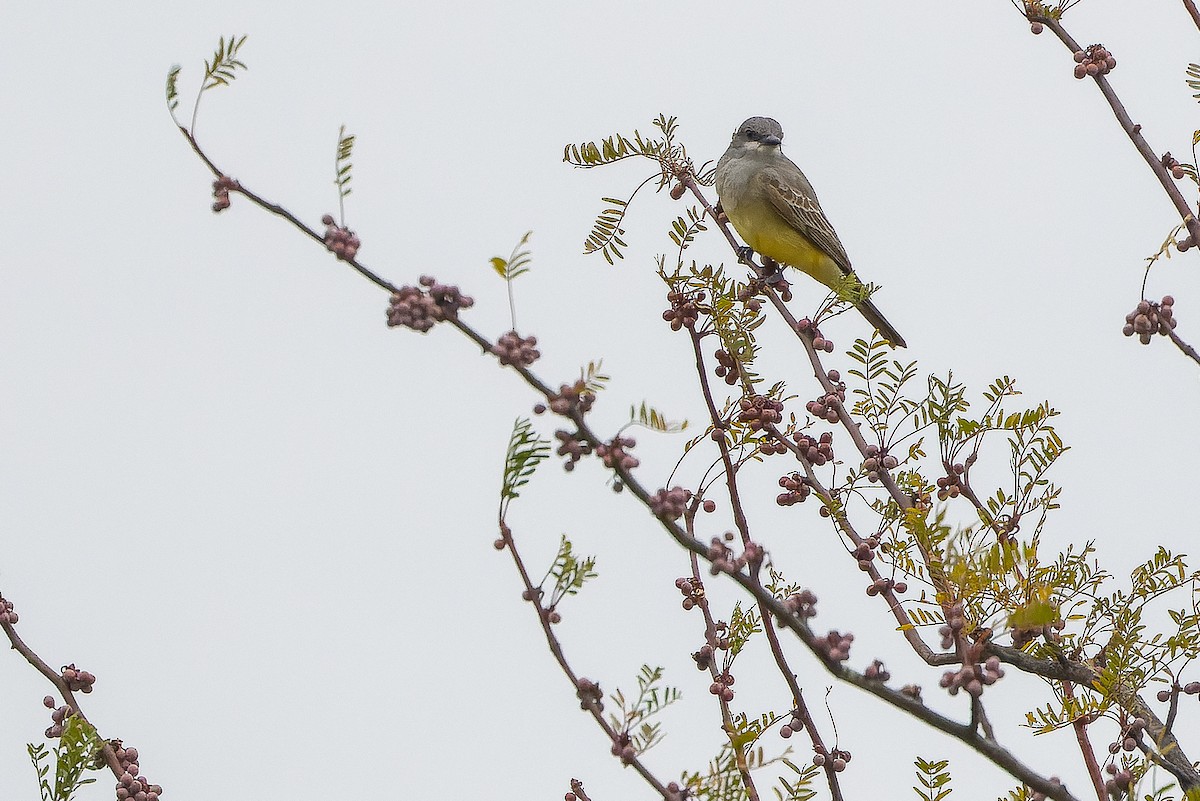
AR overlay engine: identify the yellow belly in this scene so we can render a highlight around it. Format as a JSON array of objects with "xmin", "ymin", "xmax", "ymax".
[{"xmin": 726, "ymin": 201, "xmax": 845, "ymax": 290}]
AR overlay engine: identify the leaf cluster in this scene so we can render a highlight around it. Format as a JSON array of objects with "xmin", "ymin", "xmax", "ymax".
[
  {"xmin": 913, "ymin": 756, "xmax": 953, "ymax": 801},
  {"xmin": 499, "ymin": 417, "xmax": 550, "ymax": 520},
  {"xmin": 568, "ymin": 115, "xmax": 707, "ymax": 263},
  {"xmin": 27, "ymin": 717, "xmax": 101, "ymax": 801},
  {"xmin": 580, "ymin": 360, "xmax": 611, "ymax": 396},
  {"xmin": 681, "ymin": 712, "xmax": 816, "ymax": 801},
  {"xmin": 661, "ymin": 262, "xmax": 768, "ymax": 388},
  {"xmin": 545, "ymin": 534, "xmax": 598, "ymax": 606},
  {"xmin": 490, "ymin": 231, "xmax": 533, "ymax": 281},
  {"xmin": 608, "ymin": 665, "xmax": 682, "ymax": 755},
  {"xmin": 202, "ymin": 34, "xmax": 249, "ymax": 92},
  {"xmin": 628, "ymin": 401, "xmax": 688, "ymax": 434},
  {"xmin": 334, "ymin": 124, "xmax": 356, "ymax": 219}
]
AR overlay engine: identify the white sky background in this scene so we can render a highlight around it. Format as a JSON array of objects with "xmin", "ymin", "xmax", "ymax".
[{"xmin": 2, "ymin": 2, "xmax": 1199, "ymax": 800}]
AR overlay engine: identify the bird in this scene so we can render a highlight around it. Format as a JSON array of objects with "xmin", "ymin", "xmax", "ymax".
[{"xmin": 714, "ymin": 116, "xmax": 906, "ymax": 348}]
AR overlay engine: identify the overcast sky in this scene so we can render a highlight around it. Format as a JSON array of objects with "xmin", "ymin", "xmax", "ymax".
[{"xmin": 3, "ymin": 3, "xmax": 1199, "ymax": 800}]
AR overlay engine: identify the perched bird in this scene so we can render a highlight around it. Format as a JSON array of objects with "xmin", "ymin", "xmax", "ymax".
[{"xmin": 715, "ymin": 116, "xmax": 906, "ymax": 348}]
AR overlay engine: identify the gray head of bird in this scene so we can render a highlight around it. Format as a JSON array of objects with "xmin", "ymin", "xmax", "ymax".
[{"xmin": 729, "ymin": 116, "xmax": 784, "ymax": 151}]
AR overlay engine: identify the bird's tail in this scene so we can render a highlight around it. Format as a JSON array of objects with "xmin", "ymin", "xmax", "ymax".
[{"xmin": 855, "ymin": 298, "xmax": 907, "ymax": 349}]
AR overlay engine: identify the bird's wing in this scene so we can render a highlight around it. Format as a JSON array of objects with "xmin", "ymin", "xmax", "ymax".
[{"xmin": 760, "ymin": 171, "xmax": 853, "ymax": 275}]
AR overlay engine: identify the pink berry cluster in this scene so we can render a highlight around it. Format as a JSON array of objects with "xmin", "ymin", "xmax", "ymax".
[
  {"xmin": 1028, "ymin": 776, "xmax": 1064, "ymax": 801},
  {"xmin": 713, "ymin": 348, "xmax": 740, "ymax": 386},
  {"xmin": 1011, "ymin": 616, "xmax": 1064, "ymax": 649},
  {"xmin": 692, "ymin": 625, "xmax": 731, "ymax": 672},
  {"xmin": 113, "ymin": 742, "xmax": 162, "ymax": 801},
  {"xmin": 866, "ymin": 575, "xmax": 907, "ymax": 597},
  {"xmin": 492, "ymin": 330, "xmax": 541, "ymax": 367},
  {"xmin": 537, "ymin": 380, "xmax": 596, "ymax": 417},
  {"xmin": 709, "ymin": 669, "xmax": 736, "ymax": 702},
  {"xmin": 805, "ymin": 372, "xmax": 846, "ymax": 423},
  {"xmin": 735, "ymin": 283, "xmax": 765, "ymax": 314},
  {"xmin": 554, "ymin": 430, "xmax": 591, "ymax": 471},
  {"xmin": 649, "ymin": 487, "xmax": 692, "ymax": 520},
  {"xmin": 1157, "ymin": 681, "xmax": 1200, "ymax": 702},
  {"xmin": 211, "ymin": 175, "xmax": 238, "ymax": 212},
  {"xmin": 663, "ymin": 781, "xmax": 688, "ymax": 801},
  {"xmin": 386, "ymin": 277, "xmax": 475, "ymax": 332},
  {"xmin": 663, "ymin": 289, "xmax": 703, "ymax": 330},
  {"xmin": 596, "ymin": 436, "xmax": 639, "ymax": 471},
  {"xmin": 321, "ymin": 215, "xmax": 361, "ymax": 261},
  {"xmin": 1122, "ymin": 296, "xmax": 1177, "ymax": 344},
  {"xmin": 852, "ymin": 538, "xmax": 878, "ymax": 571},
  {"xmin": 41, "ymin": 695, "xmax": 74, "ymax": 739},
  {"xmin": 776, "ymin": 472, "xmax": 812, "ymax": 506},
  {"xmin": 737, "ymin": 394, "xmax": 784, "ymax": 431},
  {"xmin": 795, "ymin": 318, "xmax": 835, "ymax": 352},
  {"xmin": 793, "ymin": 431, "xmax": 834, "ymax": 464},
  {"xmin": 691, "ymin": 643, "xmax": 716, "ymax": 670},
  {"xmin": 783, "ymin": 588, "xmax": 818, "ymax": 619},
  {"xmin": 576, "ymin": 677, "xmax": 604, "ymax": 712},
  {"xmin": 706, "ymin": 533, "xmax": 763, "ymax": 576},
  {"xmin": 812, "ymin": 746, "xmax": 852, "ymax": 772},
  {"xmin": 1107, "ymin": 717, "xmax": 1146, "ymax": 756},
  {"xmin": 939, "ymin": 654, "xmax": 1004, "ymax": 697},
  {"xmin": 1104, "ymin": 763, "xmax": 1133, "ymax": 798},
  {"xmin": 757, "ymin": 436, "xmax": 786, "ymax": 456},
  {"xmin": 939, "ymin": 602, "xmax": 966, "ymax": 650},
  {"xmin": 0, "ymin": 594, "xmax": 17, "ymax": 624},
  {"xmin": 1162, "ymin": 152, "xmax": 1187, "ymax": 180},
  {"xmin": 778, "ymin": 711, "xmax": 805, "ymax": 739},
  {"xmin": 753, "ymin": 264, "xmax": 793, "ymax": 302},
  {"xmin": 1029, "ymin": 20, "xmax": 1044, "ymax": 35},
  {"xmin": 1072, "ymin": 43, "xmax": 1116, "ymax": 79},
  {"xmin": 61, "ymin": 663, "xmax": 96, "ymax": 693},
  {"xmin": 817, "ymin": 630, "xmax": 854, "ymax": 662},
  {"xmin": 861, "ymin": 444, "xmax": 897, "ymax": 482},
  {"xmin": 611, "ymin": 730, "xmax": 637, "ymax": 764},
  {"xmin": 864, "ymin": 659, "xmax": 891, "ymax": 681},
  {"xmin": 676, "ymin": 576, "xmax": 707, "ymax": 611},
  {"xmin": 936, "ymin": 463, "xmax": 965, "ymax": 500}
]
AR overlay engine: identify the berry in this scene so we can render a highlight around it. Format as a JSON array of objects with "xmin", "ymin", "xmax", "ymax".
[
  {"xmin": 1072, "ymin": 44, "xmax": 1116, "ymax": 80},
  {"xmin": 492, "ymin": 330, "xmax": 541, "ymax": 367},
  {"xmin": 386, "ymin": 279, "xmax": 474, "ymax": 332}
]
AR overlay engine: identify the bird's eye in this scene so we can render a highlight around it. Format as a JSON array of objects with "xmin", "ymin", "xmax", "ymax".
[{"xmin": 745, "ymin": 130, "xmax": 758, "ymax": 140}]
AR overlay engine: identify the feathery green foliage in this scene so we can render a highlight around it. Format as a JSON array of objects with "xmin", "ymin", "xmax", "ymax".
[
  {"xmin": 629, "ymin": 401, "xmax": 688, "ymax": 434},
  {"xmin": 660, "ymin": 262, "xmax": 768, "ymax": 389},
  {"xmin": 725, "ymin": 601, "xmax": 762, "ymax": 661},
  {"xmin": 913, "ymin": 757, "xmax": 953, "ymax": 801},
  {"xmin": 491, "ymin": 231, "xmax": 533, "ymax": 329},
  {"xmin": 545, "ymin": 535, "xmax": 598, "ymax": 605},
  {"xmin": 670, "ymin": 206, "xmax": 709, "ymax": 254},
  {"xmin": 334, "ymin": 125, "xmax": 356, "ymax": 224},
  {"xmin": 172, "ymin": 34, "xmax": 250, "ymax": 133},
  {"xmin": 499, "ymin": 417, "xmax": 549, "ymax": 520},
  {"xmin": 1187, "ymin": 63, "xmax": 1200, "ymax": 101},
  {"xmin": 202, "ymin": 35, "xmax": 249, "ymax": 92},
  {"xmin": 608, "ymin": 665, "xmax": 681, "ymax": 756},
  {"xmin": 27, "ymin": 716, "xmax": 101, "ymax": 801},
  {"xmin": 681, "ymin": 712, "xmax": 814, "ymax": 801},
  {"xmin": 165, "ymin": 65, "xmax": 181, "ymax": 114},
  {"xmin": 490, "ymin": 231, "xmax": 533, "ymax": 281},
  {"xmin": 580, "ymin": 360, "xmax": 611, "ymax": 395},
  {"xmin": 568, "ymin": 115, "xmax": 709, "ymax": 263},
  {"xmin": 847, "ymin": 338, "xmax": 922, "ymax": 442}
]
